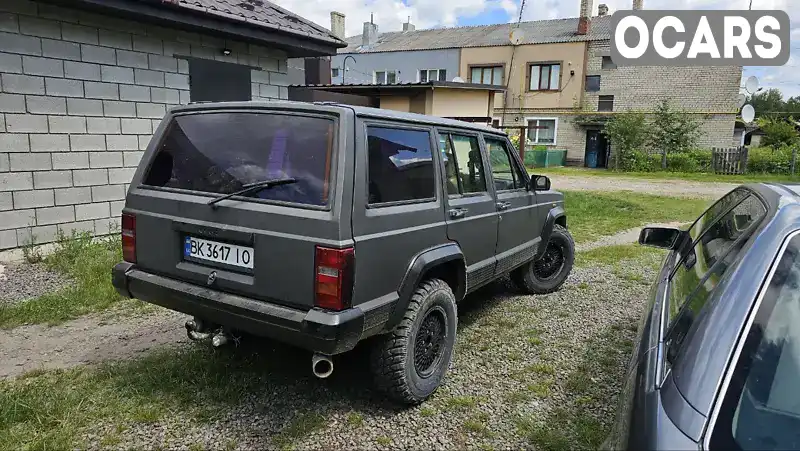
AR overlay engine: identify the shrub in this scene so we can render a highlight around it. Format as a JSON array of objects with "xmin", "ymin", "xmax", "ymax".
[
  {"xmin": 649, "ymin": 99, "xmax": 701, "ymax": 161},
  {"xmin": 686, "ymin": 149, "xmax": 712, "ymax": 172},
  {"xmin": 665, "ymin": 152, "xmax": 700, "ymax": 172},
  {"xmin": 617, "ymin": 149, "xmax": 658, "ymax": 172},
  {"xmin": 662, "ymin": 149, "xmax": 712, "ymax": 173},
  {"xmin": 603, "ymin": 111, "xmax": 649, "ymax": 170},
  {"xmin": 757, "ymin": 117, "xmax": 799, "ymax": 149},
  {"xmin": 747, "ymin": 145, "xmax": 794, "ymax": 174}
]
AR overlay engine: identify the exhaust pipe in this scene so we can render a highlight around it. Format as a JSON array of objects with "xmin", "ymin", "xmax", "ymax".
[
  {"xmin": 312, "ymin": 353, "xmax": 334, "ymax": 378},
  {"xmin": 211, "ymin": 332, "xmax": 230, "ymax": 348}
]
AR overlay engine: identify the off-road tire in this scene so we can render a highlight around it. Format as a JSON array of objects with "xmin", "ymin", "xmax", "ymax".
[
  {"xmin": 370, "ymin": 278, "xmax": 457, "ymax": 405},
  {"xmin": 512, "ymin": 224, "xmax": 574, "ymax": 294}
]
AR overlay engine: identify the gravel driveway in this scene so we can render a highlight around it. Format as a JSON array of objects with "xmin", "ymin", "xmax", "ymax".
[
  {"xmin": 3, "ymin": 243, "xmax": 662, "ymax": 450},
  {"xmin": 64, "ymin": 260, "xmax": 658, "ymax": 450},
  {"xmin": 549, "ymin": 174, "xmax": 738, "ymax": 199}
]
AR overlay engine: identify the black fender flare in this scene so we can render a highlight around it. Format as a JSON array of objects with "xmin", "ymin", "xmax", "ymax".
[
  {"xmin": 535, "ymin": 206, "xmax": 567, "ymax": 260},
  {"xmin": 387, "ymin": 243, "xmax": 466, "ymax": 329}
]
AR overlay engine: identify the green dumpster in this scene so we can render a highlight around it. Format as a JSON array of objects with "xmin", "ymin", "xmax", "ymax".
[{"xmin": 523, "ymin": 148, "xmax": 567, "ymax": 167}]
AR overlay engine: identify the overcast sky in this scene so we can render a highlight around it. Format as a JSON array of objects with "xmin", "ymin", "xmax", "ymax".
[{"xmin": 275, "ymin": 0, "xmax": 798, "ymax": 99}]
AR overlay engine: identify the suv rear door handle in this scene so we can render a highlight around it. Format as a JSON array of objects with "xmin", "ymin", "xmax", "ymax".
[
  {"xmin": 496, "ymin": 201, "xmax": 511, "ymax": 211},
  {"xmin": 449, "ymin": 208, "xmax": 468, "ymax": 219}
]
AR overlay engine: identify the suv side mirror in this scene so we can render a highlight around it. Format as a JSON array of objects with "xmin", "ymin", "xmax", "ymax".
[
  {"xmin": 639, "ymin": 227, "xmax": 682, "ymax": 250},
  {"xmin": 530, "ymin": 175, "xmax": 551, "ymax": 191}
]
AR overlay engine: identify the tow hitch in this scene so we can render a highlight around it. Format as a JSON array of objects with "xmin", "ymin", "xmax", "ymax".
[{"xmin": 185, "ymin": 318, "xmax": 240, "ymax": 347}]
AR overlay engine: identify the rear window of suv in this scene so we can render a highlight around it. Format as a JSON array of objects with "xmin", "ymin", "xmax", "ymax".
[{"xmin": 142, "ymin": 112, "xmax": 335, "ymax": 207}]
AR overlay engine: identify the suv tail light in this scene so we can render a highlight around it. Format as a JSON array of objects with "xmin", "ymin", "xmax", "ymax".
[
  {"xmin": 121, "ymin": 213, "xmax": 136, "ymax": 263},
  {"xmin": 314, "ymin": 245, "xmax": 354, "ymax": 311}
]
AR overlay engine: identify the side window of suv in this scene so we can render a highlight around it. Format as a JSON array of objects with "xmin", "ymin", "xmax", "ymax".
[
  {"xmin": 485, "ymin": 137, "xmax": 526, "ymax": 191},
  {"xmin": 439, "ymin": 132, "xmax": 487, "ymax": 196},
  {"xmin": 666, "ymin": 193, "xmax": 767, "ymax": 361},
  {"xmin": 367, "ymin": 126, "xmax": 436, "ymax": 205}
]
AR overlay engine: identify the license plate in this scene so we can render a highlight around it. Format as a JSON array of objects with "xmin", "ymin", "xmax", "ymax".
[{"xmin": 184, "ymin": 236, "xmax": 254, "ymax": 269}]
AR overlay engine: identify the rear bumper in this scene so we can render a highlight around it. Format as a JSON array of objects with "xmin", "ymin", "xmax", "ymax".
[{"xmin": 112, "ymin": 262, "xmax": 394, "ymax": 355}]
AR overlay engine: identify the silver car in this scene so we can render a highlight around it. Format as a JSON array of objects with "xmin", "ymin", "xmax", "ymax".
[{"xmin": 605, "ymin": 183, "xmax": 800, "ymax": 450}]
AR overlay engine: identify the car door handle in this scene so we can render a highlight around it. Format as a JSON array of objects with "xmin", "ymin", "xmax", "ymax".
[
  {"xmin": 449, "ymin": 208, "xmax": 468, "ymax": 219},
  {"xmin": 496, "ymin": 201, "xmax": 511, "ymax": 211}
]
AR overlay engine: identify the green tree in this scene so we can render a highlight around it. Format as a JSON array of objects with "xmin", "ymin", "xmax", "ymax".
[
  {"xmin": 649, "ymin": 99, "xmax": 701, "ymax": 168},
  {"xmin": 749, "ymin": 88, "xmax": 786, "ymax": 117},
  {"xmin": 603, "ymin": 110, "xmax": 648, "ymax": 170},
  {"xmin": 757, "ymin": 116, "xmax": 799, "ymax": 149}
]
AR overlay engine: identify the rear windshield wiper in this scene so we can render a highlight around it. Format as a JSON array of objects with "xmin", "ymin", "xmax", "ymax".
[{"xmin": 207, "ymin": 177, "xmax": 297, "ymax": 208}]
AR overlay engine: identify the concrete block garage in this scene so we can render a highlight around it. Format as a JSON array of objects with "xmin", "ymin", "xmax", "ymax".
[{"xmin": 0, "ymin": 0, "xmax": 345, "ymax": 250}]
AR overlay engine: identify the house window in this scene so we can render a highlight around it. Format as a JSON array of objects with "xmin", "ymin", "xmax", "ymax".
[
  {"xmin": 585, "ymin": 75, "xmax": 601, "ymax": 92},
  {"xmin": 470, "ymin": 66, "xmax": 504, "ymax": 85},
  {"xmin": 331, "ymin": 67, "xmax": 340, "ymax": 78},
  {"xmin": 374, "ymin": 70, "xmax": 397, "ymax": 84},
  {"xmin": 602, "ymin": 56, "xmax": 617, "ymax": 70},
  {"xmin": 526, "ymin": 118, "xmax": 557, "ymax": 145},
  {"xmin": 491, "ymin": 119, "xmax": 501, "ymax": 129},
  {"xmin": 189, "ymin": 59, "xmax": 251, "ymax": 102},
  {"xmin": 598, "ymin": 95, "xmax": 614, "ymax": 112},
  {"xmin": 528, "ymin": 63, "xmax": 561, "ymax": 91},
  {"xmin": 419, "ymin": 69, "xmax": 447, "ymax": 82}
]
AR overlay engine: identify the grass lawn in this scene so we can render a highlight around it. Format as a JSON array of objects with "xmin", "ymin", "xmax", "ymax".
[
  {"xmin": 0, "ymin": 344, "xmax": 325, "ymax": 450},
  {"xmin": 0, "ymin": 232, "xmax": 129, "ymax": 329},
  {"xmin": 533, "ymin": 166, "xmax": 800, "ymax": 184},
  {"xmin": 562, "ymin": 190, "xmax": 710, "ymax": 244}
]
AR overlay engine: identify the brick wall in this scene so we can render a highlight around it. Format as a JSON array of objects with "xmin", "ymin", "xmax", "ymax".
[
  {"xmin": 584, "ymin": 41, "xmax": 740, "ymax": 150},
  {"xmin": 0, "ymin": 0, "xmax": 289, "ymax": 250}
]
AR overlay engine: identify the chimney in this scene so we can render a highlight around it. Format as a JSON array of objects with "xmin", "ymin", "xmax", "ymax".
[
  {"xmin": 577, "ymin": 0, "xmax": 593, "ymax": 35},
  {"xmin": 403, "ymin": 16, "xmax": 415, "ymax": 32},
  {"xmin": 330, "ymin": 11, "xmax": 345, "ymax": 39},
  {"xmin": 632, "ymin": 0, "xmax": 643, "ymax": 9},
  {"xmin": 598, "ymin": 4, "xmax": 608, "ymax": 16},
  {"xmin": 362, "ymin": 14, "xmax": 378, "ymax": 46}
]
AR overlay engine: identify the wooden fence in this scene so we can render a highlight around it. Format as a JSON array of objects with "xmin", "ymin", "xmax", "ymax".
[{"xmin": 712, "ymin": 147, "xmax": 749, "ymax": 175}]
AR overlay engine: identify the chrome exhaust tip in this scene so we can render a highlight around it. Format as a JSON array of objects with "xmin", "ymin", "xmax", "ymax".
[
  {"xmin": 211, "ymin": 332, "xmax": 230, "ymax": 348},
  {"xmin": 312, "ymin": 353, "xmax": 334, "ymax": 379}
]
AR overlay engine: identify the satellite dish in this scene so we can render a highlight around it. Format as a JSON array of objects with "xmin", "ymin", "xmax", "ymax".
[
  {"xmin": 509, "ymin": 29, "xmax": 524, "ymax": 45},
  {"xmin": 452, "ymin": 76, "xmax": 465, "ymax": 83},
  {"xmin": 745, "ymin": 76, "xmax": 759, "ymax": 94},
  {"xmin": 742, "ymin": 104, "xmax": 756, "ymax": 124},
  {"xmin": 736, "ymin": 93, "xmax": 747, "ymax": 109}
]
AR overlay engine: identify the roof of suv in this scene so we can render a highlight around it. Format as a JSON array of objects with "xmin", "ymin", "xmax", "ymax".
[{"xmin": 170, "ymin": 101, "xmax": 508, "ymax": 136}]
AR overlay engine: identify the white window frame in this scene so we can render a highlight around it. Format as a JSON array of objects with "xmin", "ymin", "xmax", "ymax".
[
  {"xmin": 418, "ymin": 69, "xmax": 447, "ymax": 82},
  {"xmin": 524, "ymin": 117, "xmax": 559, "ymax": 146},
  {"xmin": 331, "ymin": 67, "xmax": 340, "ymax": 78},
  {"xmin": 527, "ymin": 62, "xmax": 562, "ymax": 91},
  {"xmin": 373, "ymin": 70, "xmax": 397, "ymax": 84}
]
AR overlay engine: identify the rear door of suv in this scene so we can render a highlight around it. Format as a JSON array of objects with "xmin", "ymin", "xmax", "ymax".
[
  {"xmin": 482, "ymin": 134, "xmax": 542, "ymax": 276},
  {"xmin": 123, "ymin": 103, "xmax": 354, "ymax": 311},
  {"xmin": 436, "ymin": 127, "xmax": 499, "ymax": 291}
]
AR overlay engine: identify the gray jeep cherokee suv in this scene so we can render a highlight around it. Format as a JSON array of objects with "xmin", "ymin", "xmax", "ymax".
[{"xmin": 111, "ymin": 101, "xmax": 574, "ymax": 404}]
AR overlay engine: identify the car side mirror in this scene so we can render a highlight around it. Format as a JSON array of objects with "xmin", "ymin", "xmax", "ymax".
[
  {"xmin": 639, "ymin": 227, "xmax": 682, "ymax": 250},
  {"xmin": 530, "ymin": 175, "xmax": 551, "ymax": 191}
]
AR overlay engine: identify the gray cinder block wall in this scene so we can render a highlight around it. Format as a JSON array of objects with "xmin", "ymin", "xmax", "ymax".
[{"xmin": 0, "ymin": 0, "xmax": 289, "ymax": 250}]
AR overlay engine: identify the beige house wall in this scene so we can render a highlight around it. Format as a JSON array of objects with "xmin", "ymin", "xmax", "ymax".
[
  {"xmin": 379, "ymin": 96, "xmax": 411, "ymax": 112},
  {"xmin": 459, "ymin": 42, "xmax": 587, "ymax": 111},
  {"xmin": 430, "ymin": 89, "xmax": 493, "ymax": 118}
]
